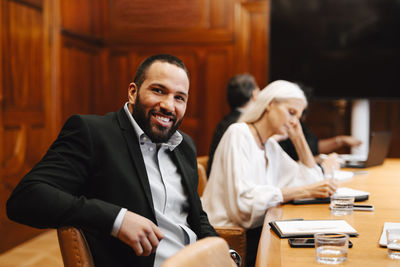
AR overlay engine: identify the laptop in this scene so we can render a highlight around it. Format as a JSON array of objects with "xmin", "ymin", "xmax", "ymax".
[{"xmin": 340, "ymin": 131, "xmax": 392, "ymax": 168}]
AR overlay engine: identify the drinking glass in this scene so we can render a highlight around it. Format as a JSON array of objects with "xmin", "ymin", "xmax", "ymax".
[
  {"xmin": 330, "ymin": 195, "xmax": 354, "ymax": 216},
  {"xmin": 315, "ymin": 233, "xmax": 349, "ymax": 264},
  {"xmin": 387, "ymin": 229, "xmax": 400, "ymax": 260}
]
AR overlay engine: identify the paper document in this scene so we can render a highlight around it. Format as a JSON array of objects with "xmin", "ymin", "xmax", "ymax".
[
  {"xmin": 271, "ymin": 219, "xmax": 358, "ymax": 237},
  {"xmin": 379, "ymin": 222, "xmax": 400, "ymax": 247},
  {"xmin": 334, "ymin": 187, "xmax": 370, "ymax": 198}
]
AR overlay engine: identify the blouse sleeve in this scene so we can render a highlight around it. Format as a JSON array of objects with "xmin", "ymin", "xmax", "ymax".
[
  {"xmin": 267, "ymin": 138, "xmax": 324, "ymax": 189},
  {"xmin": 211, "ymin": 125, "xmax": 285, "ymax": 229}
]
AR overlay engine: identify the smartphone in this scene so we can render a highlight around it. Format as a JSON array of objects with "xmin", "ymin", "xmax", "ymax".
[
  {"xmin": 288, "ymin": 238, "xmax": 353, "ymax": 248},
  {"xmin": 353, "ymin": 204, "xmax": 374, "ymax": 211}
]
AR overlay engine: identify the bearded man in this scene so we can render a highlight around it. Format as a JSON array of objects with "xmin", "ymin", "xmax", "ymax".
[{"xmin": 7, "ymin": 54, "xmax": 240, "ymax": 267}]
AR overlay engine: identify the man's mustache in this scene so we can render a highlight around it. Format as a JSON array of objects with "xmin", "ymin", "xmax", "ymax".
[{"xmin": 151, "ymin": 108, "xmax": 176, "ymax": 122}]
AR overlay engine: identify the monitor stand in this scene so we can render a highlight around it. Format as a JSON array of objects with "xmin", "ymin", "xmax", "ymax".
[{"xmin": 350, "ymin": 99, "xmax": 370, "ymax": 159}]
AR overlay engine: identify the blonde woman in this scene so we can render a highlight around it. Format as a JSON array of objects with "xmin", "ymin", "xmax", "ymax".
[{"xmin": 202, "ymin": 80, "xmax": 337, "ymax": 267}]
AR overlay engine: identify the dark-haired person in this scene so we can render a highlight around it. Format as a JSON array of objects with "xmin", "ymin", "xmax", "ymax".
[
  {"xmin": 206, "ymin": 73, "xmax": 260, "ymax": 176},
  {"xmin": 7, "ymin": 54, "xmax": 240, "ymax": 267}
]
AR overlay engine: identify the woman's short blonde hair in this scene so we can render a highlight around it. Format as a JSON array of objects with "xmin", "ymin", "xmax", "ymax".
[{"xmin": 238, "ymin": 80, "xmax": 307, "ymax": 123}]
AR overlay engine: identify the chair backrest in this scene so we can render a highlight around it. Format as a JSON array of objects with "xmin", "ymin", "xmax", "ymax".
[
  {"xmin": 162, "ymin": 236, "xmax": 235, "ymax": 267},
  {"xmin": 197, "ymin": 155, "xmax": 209, "ymax": 171},
  {"xmin": 197, "ymin": 163, "xmax": 207, "ymax": 196},
  {"xmin": 196, "ymin": 156, "xmax": 246, "ymax": 263},
  {"xmin": 57, "ymin": 226, "xmax": 95, "ymax": 267}
]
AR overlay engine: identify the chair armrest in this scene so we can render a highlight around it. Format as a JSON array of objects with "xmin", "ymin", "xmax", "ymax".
[
  {"xmin": 57, "ymin": 226, "xmax": 95, "ymax": 267},
  {"xmin": 214, "ymin": 226, "xmax": 246, "ymax": 265}
]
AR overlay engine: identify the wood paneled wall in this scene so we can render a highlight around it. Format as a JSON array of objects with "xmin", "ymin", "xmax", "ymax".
[
  {"xmin": 95, "ymin": 0, "xmax": 269, "ymax": 154},
  {"xmin": 0, "ymin": 0, "xmax": 52, "ymax": 252}
]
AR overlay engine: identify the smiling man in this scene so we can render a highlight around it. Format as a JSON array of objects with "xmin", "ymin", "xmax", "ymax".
[{"xmin": 7, "ymin": 54, "xmax": 236, "ymax": 267}]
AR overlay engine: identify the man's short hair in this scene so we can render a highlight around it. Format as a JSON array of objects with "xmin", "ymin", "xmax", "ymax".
[
  {"xmin": 134, "ymin": 54, "xmax": 189, "ymax": 90},
  {"xmin": 226, "ymin": 74, "xmax": 258, "ymax": 110}
]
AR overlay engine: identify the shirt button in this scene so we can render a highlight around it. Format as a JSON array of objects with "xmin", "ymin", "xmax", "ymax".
[{"xmin": 149, "ymin": 147, "xmax": 154, "ymax": 151}]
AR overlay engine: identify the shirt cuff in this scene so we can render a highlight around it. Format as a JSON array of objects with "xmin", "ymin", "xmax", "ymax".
[{"xmin": 111, "ymin": 208, "xmax": 127, "ymax": 237}]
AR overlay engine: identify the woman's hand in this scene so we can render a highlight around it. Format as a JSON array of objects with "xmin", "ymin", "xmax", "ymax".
[
  {"xmin": 285, "ymin": 118, "xmax": 303, "ymax": 141},
  {"xmin": 281, "ymin": 179, "xmax": 338, "ymax": 202},
  {"xmin": 304, "ymin": 179, "xmax": 338, "ymax": 198}
]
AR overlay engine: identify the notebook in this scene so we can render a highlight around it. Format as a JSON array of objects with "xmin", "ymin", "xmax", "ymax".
[
  {"xmin": 291, "ymin": 187, "xmax": 369, "ymax": 205},
  {"xmin": 269, "ymin": 219, "xmax": 358, "ymax": 238},
  {"xmin": 340, "ymin": 131, "xmax": 392, "ymax": 168},
  {"xmin": 379, "ymin": 222, "xmax": 400, "ymax": 247}
]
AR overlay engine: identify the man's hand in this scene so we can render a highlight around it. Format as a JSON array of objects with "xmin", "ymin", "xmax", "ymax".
[{"xmin": 118, "ymin": 211, "xmax": 164, "ymax": 256}]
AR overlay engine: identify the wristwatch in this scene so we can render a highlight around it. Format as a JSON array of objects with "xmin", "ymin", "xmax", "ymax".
[{"xmin": 229, "ymin": 249, "xmax": 242, "ymax": 267}]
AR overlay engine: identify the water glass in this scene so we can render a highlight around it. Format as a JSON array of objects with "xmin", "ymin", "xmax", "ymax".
[
  {"xmin": 330, "ymin": 195, "xmax": 354, "ymax": 216},
  {"xmin": 315, "ymin": 233, "xmax": 349, "ymax": 264},
  {"xmin": 387, "ymin": 229, "xmax": 400, "ymax": 259}
]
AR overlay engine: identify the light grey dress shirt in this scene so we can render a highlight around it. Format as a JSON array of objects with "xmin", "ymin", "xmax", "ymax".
[{"xmin": 111, "ymin": 103, "xmax": 197, "ymax": 267}]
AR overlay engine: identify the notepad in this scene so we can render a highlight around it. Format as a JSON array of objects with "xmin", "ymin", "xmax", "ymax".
[
  {"xmin": 291, "ymin": 187, "xmax": 369, "ymax": 205},
  {"xmin": 379, "ymin": 222, "xmax": 400, "ymax": 247},
  {"xmin": 269, "ymin": 219, "xmax": 358, "ymax": 238}
]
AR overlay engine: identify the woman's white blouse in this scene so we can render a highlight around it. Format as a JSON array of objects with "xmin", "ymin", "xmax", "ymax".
[{"xmin": 201, "ymin": 123, "xmax": 324, "ymax": 229}]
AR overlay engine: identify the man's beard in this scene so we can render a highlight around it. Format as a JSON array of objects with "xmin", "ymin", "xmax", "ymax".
[{"xmin": 132, "ymin": 96, "xmax": 183, "ymax": 143}]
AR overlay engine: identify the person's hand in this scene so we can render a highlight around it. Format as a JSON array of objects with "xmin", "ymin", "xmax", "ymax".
[
  {"xmin": 285, "ymin": 118, "xmax": 303, "ymax": 140},
  {"xmin": 320, "ymin": 153, "xmax": 341, "ymax": 178},
  {"xmin": 118, "ymin": 211, "xmax": 164, "ymax": 256},
  {"xmin": 281, "ymin": 179, "xmax": 338, "ymax": 202},
  {"xmin": 339, "ymin": 136, "xmax": 362, "ymax": 147},
  {"xmin": 304, "ymin": 179, "xmax": 338, "ymax": 198}
]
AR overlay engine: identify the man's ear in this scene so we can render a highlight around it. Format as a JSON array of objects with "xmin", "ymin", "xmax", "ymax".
[{"xmin": 128, "ymin": 82, "xmax": 138, "ymax": 104}]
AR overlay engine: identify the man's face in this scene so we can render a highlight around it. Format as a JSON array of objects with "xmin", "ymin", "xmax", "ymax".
[{"xmin": 128, "ymin": 61, "xmax": 189, "ymax": 143}]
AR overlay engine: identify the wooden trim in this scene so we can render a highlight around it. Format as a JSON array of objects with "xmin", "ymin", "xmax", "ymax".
[{"xmin": 10, "ymin": 0, "xmax": 42, "ymax": 10}]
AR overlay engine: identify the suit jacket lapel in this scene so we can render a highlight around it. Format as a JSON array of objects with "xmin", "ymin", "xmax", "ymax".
[{"xmin": 117, "ymin": 108, "xmax": 155, "ymax": 215}]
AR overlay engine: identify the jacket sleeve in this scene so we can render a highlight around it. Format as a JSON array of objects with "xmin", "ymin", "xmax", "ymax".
[{"xmin": 6, "ymin": 115, "xmax": 121, "ymax": 235}]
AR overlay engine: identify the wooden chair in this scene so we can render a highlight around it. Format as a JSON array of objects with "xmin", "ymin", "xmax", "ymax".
[
  {"xmin": 197, "ymin": 156, "xmax": 247, "ymax": 265},
  {"xmin": 57, "ymin": 226, "xmax": 94, "ymax": 267},
  {"xmin": 162, "ymin": 236, "xmax": 236, "ymax": 267},
  {"xmin": 197, "ymin": 163, "xmax": 207, "ymax": 196},
  {"xmin": 197, "ymin": 155, "xmax": 209, "ymax": 172}
]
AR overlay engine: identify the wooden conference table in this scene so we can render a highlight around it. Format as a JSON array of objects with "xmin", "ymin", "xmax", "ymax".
[{"xmin": 255, "ymin": 158, "xmax": 400, "ymax": 267}]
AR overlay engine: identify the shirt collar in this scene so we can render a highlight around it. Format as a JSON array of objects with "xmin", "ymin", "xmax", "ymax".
[{"xmin": 123, "ymin": 102, "xmax": 182, "ymax": 151}]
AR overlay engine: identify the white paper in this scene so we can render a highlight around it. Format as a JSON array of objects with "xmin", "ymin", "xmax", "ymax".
[
  {"xmin": 333, "ymin": 170, "xmax": 354, "ymax": 181},
  {"xmin": 334, "ymin": 187, "xmax": 369, "ymax": 197},
  {"xmin": 379, "ymin": 222, "xmax": 400, "ymax": 247},
  {"xmin": 275, "ymin": 220, "xmax": 357, "ymax": 235}
]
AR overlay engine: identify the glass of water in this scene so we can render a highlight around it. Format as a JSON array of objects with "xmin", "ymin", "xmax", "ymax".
[
  {"xmin": 315, "ymin": 233, "xmax": 349, "ymax": 264},
  {"xmin": 387, "ymin": 229, "xmax": 400, "ymax": 259},
  {"xmin": 330, "ymin": 195, "xmax": 354, "ymax": 216}
]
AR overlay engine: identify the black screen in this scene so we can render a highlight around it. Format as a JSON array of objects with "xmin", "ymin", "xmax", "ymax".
[{"xmin": 269, "ymin": 0, "xmax": 400, "ymax": 99}]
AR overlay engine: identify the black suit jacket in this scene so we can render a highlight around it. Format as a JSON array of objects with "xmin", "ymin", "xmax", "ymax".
[{"xmin": 7, "ymin": 108, "xmax": 217, "ymax": 267}]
